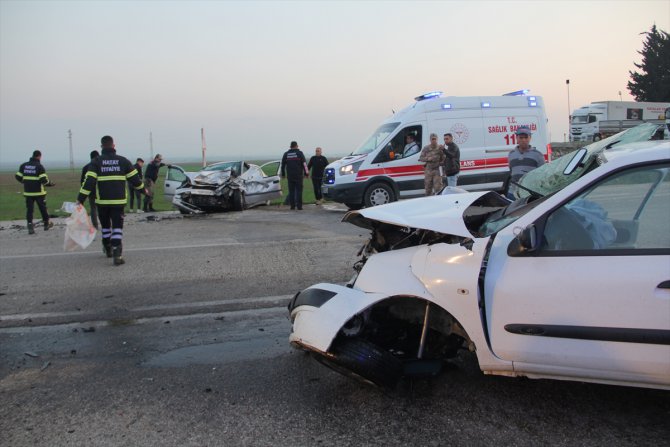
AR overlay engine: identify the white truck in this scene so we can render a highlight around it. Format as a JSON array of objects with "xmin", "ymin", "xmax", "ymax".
[
  {"xmin": 321, "ymin": 91, "xmax": 550, "ymax": 209},
  {"xmin": 570, "ymin": 100, "xmax": 669, "ymax": 142}
]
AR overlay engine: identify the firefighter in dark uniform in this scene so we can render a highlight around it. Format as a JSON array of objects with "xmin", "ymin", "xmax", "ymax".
[
  {"xmin": 77, "ymin": 136, "xmax": 145, "ymax": 265},
  {"xmin": 16, "ymin": 150, "xmax": 55, "ymax": 234},
  {"xmin": 281, "ymin": 141, "xmax": 309, "ymax": 210}
]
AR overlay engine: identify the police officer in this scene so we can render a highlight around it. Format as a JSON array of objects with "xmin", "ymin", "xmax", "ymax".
[
  {"xmin": 77, "ymin": 136, "xmax": 145, "ymax": 265},
  {"xmin": 281, "ymin": 141, "xmax": 309, "ymax": 210},
  {"xmin": 418, "ymin": 133, "xmax": 446, "ymax": 195},
  {"xmin": 16, "ymin": 150, "xmax": 54, "ymax": 234}
]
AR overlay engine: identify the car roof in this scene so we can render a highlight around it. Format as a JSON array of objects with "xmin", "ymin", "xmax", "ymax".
[{"xmin": 602, "ymin": 141, "xmax": 670, "ymax": 166}]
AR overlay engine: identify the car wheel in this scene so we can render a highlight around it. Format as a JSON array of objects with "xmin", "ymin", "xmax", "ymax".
[
  {"xmin": 312, "ymin": 338, "xmax": 403, "ymax": 389},
  {"xmin": 232, "ymin": 190, "xmax": 244, "ymax": 211},
  {"xmin": 178, "ymin": 208, "xmax": 191, "ymax": 215},
  {"xmin": 345, "ymin": 202, "xmax": 363, "ymax": 210},
  {"xmin": 593, "ymin": 134, "xmax": 602, "ymax": 142},
  {"xmin": 363, "ymin": 182, "xmax": 395, "ymax": 208}
]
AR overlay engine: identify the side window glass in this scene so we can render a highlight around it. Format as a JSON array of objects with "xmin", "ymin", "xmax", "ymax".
[
  {"xmin": 371, "ymin": 125, "xmax": 422, "ymax": 163},
  {"xmin": 542, "ymin": 163, "xmax": 670, "ymax": 252},
  {"xmin": 167, "ymin": 168, "xmax": 187, "ymax": 182},
  {"xmin": 588, "ymin": 115, "xmax": 597, "ymax": 123},
  {"xmin": 393, "ymin": 125, "xmax": 423, "ymax": 160}
]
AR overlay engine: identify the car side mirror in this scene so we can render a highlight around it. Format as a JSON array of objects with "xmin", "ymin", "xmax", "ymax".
[
  {"xmin": 564, "ymin": 148, "xmax": 587, "ymax": 175},
  {"xmin": 508, "ymin": 224, "xmax": 539, "ymax": 256}
]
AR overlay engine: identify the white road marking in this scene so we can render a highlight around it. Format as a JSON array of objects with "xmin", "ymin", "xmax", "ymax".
[
  {"xmin": 0, "ymin": 235, "xmax": 361, "ymax": 260},
  {"xmin": 0, "ymin": 294, "xmax": 293, "ymax": 322}
]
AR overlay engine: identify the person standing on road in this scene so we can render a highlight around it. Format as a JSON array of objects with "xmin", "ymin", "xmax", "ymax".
[
  {"xmin": 77, "ymin": 135, "xmax": 145, "ymax": 266},
  {"xmin": 442, "ymin": 133, "xmax": 461, "ymax": 187},
  {"xmin": 507, "ymin": 126, "xmax": 545, "ymax": 199},
  {"xmin": 80, "ymin": 150, "xmax": 100, "ymax": 229},
  {"xmin": 281, "ymin": 141, "xmax": 309, "ymax": 210},
  {"xmin": 418, "ymin": 133, "xmax": 445, "ymax": 196},
  {"xmin": 307, "ymin": 147, "xmax": 329, "ymax": 205},
  {"xmin": 129, "ymin": 158, "xmax": 145, "ymax": 213},
  {"xmin": 143, "ymin": 154, "xmax": 165, "ymax": 212},
  {"xmin": 16, "ymin": 150, "xmax": 55, "ymax": 235}
]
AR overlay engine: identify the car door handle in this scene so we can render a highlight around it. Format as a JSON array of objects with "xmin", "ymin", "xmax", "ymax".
[{"xmin": 658, "ymin": 280, "xmax": 670, "ymax": 289}]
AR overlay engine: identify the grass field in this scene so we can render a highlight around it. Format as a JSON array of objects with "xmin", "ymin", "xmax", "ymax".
[{"xmin": 0, "ymin": 162, "xmax": 319, "ymax": 221}]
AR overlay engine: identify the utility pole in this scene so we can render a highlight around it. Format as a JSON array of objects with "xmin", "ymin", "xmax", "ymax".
[
  {"xmin": 566, "ymin": 79, "xmax": 571, "ymax": 141},
  {"xmin": 201, "ymin": 128, "xmax": 207, "ymax": 167},
  {"xmin": 149, "ymin": 131, "xmax": 154, "ymax": 159},
  {"xmin": 68, "ymin": 129, "xmax": 74, "ymax": 172}
]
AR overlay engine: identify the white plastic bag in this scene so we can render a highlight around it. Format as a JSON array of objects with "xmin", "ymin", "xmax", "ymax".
[{"xmin": 63, "ymin": 202, "xmax": 96, "ymax": 251}]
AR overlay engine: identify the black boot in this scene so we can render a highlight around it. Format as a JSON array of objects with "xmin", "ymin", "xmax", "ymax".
[
  {"xmin": 28, "ymin": 222, "xmax": 35, "ymax": 235},
  {"xmin": 102, "ymin": 239, "xmax": 112, "ymax": 258},
  {"xmin": 112, "ymin": 245, "xmax": 125, "ymax": 266}
]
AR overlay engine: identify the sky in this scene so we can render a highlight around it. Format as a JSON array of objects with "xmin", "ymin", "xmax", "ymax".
[{"xmin": 1, "ymin": 0, "xmax": 668, "ymax": 167}]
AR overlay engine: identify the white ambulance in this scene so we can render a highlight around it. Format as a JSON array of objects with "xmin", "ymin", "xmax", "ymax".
[{"xmin": 322, "ymin": 91, "xmax": 550, "ymax": 208}]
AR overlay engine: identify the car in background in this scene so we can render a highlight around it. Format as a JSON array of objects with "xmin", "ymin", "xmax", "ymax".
[
  {"xmin": 164, "ymin": 161, "xmax": 282, "ymax": 214},
  {"xmin": 288, "ymin": 127, "xmax": 670, "ymax": 390}
]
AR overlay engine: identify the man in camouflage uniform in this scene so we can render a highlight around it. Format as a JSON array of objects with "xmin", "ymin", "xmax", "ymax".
[{"xmin": 418, "ymin": 133, "xmax": 445, "ymax": 195}]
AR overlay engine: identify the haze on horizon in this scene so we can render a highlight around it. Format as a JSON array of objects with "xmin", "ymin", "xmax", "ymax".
[{"xmin": 1, "ymin": 0, "xmax": 668, "ymax": 167}]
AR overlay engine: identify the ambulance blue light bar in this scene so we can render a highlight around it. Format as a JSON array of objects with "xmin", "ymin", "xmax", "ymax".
[
  {"xmin": 415, "ymin": 91, "xmax": 443, "ymax": 101},
  {"xmin": 503, "ymin": 89, "xmax": 530, "ymax": 96},
  {"xmin": 481, "ymin": 102, "xmax": 491, "ymax": 108},
  {"xmin": 441, "ymin": 104, "xmax": 452, "ymax": 109}
]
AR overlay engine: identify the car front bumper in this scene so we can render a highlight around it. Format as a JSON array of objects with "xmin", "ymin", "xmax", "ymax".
[{"xmin": 288, "ymin": 283, "xmax": 388, "ymax": 353}]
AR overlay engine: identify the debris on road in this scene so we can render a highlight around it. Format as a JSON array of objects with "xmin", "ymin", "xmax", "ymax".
[
  {"xmin": 24, "ymin": 351, "xmax": 39, "ymax": 358},
  {"xmin": 40, "ymin": 361, "xmax": 50, "ymax": 371}
]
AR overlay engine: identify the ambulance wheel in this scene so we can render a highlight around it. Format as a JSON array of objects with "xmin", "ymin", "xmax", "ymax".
[
  {"xmin": 313, "ymin": 338, "xmax": 403, "ymax": 389},
  {"xmin": 345, "ymin": 202, "xmax": 363, "ymax": 210},
  {"xmin": 363, "ymin": 183, "xmax": 395, "ymax": 208},
  {"xmin": 593, "ymin": 134, "xmax": 602, "ymax": 142}
]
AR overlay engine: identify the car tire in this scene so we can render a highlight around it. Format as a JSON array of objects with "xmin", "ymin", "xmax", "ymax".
[
  {"xmin": 593, "ymin": 134, "xmax": 602, "ymax": 142},
  {"xmin": 345, "ymin": 202, "xmax": 363, "ymax": 210},
  {"xmin": 178, "ymin": 208, "xmax": 191, "ymax": 215},
  {"xmin": 313, "ymin": 338, "xmax": 403, "ymax": 389},
  {"xmin": 232, "ymin": 190, "xmax": 244, "ymax": 211},
  {"xmin": 363, "ymin": 182, "xmax": 395, "ymax": 208}
]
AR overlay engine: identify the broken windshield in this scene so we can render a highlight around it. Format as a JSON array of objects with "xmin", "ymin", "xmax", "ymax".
[{"xmin": 517, "ymin": 123, "xmax": 663, "ymax": 198}]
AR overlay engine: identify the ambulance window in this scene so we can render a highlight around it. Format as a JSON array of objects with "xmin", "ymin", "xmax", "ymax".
[
  {"xmin": 588, "ymin": 115, "xmax": 597, "ymax": 123},
  {"xmin": 352, "ymin": 122, "xmax": 399, "ymax": 155},
  {"xmin": 393, "ymin": 126, "xmax": 423, "ymax": 159}
]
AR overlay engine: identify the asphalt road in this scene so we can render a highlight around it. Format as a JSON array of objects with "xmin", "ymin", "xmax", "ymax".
[{"xmin": 1, "ymin": 204, "xmax": 669, "ymax": 446}]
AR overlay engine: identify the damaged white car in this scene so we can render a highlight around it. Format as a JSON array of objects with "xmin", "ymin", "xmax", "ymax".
[
  {"xmin": 164, "ymin": 161, "xmax": 282, "ymax": 214},
  {"xmin": 288, "ymin": 126, "xmax": 670, "ymax": 390}
]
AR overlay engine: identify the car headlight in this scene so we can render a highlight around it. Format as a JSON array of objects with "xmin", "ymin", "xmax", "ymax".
[{"xmin": 339, "ymin": 161, "xmax": 363, "ymax": 176}]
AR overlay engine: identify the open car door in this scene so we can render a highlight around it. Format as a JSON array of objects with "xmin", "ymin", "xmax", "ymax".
[{"xmin": 164, "ymin": 165, "xmax": 190, "ymax": 202}]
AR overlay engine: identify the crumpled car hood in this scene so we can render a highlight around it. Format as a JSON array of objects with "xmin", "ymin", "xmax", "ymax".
[
  {"xmin": 343, "ymin": 192, "xmax": 490, "ymax": 238},
  {"xmin": 193, "ymin": 170, "xmax": 235, "ymax": 186}
]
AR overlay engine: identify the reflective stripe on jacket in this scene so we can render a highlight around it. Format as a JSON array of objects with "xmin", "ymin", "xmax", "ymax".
[
  {"xmin": 16, "ymin": 158, "xmax": 49, "ymax": 196},
  {"xmin": 77, "ymin": 149, "xmax": 144, "ymax": 206}
]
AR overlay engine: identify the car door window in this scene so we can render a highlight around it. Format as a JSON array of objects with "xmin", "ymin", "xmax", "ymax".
[
  {"xmin": 542, "ymin": 163, "xmax": 670, "ymax": 252},
  {"xmin": 167, "ymin": 167, "xmax": 187, "ymax": 183}
]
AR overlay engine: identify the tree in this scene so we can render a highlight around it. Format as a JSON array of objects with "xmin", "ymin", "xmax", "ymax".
[{"xmin": 627, "ymin": 25, "xmax": 670, "ymax": 102}]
